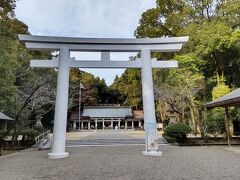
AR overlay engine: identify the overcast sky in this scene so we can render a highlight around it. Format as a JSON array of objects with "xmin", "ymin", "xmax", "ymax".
[{"xmin": 15, "ymin": 0, "xmax": 156, "ymax": 85}]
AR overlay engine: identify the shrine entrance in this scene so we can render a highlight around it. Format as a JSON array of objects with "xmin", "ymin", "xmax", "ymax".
[{"xmin": 19, "ymin": 34, "xmax": 188, "ymax": 159}]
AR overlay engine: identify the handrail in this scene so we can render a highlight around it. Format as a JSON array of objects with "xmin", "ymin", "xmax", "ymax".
[{"xmin": 35, "ymin": 130, "xmax": 51, "ymax": 150}]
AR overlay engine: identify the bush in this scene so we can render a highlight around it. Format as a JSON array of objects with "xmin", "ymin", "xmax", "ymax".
[
  {"xmin": 205, "ymin": 120, "xmax": 222, "ymax": 136},
  {"xmin": 20, "ymin": 129, "xmax": 39, "ymax": 141},
  {"xmin": 206, "ymin": 108, "xmax": 225, "ymax": 135},
  {"xmin": 0, "ymin": 130, "xmax": 7, "ymax": 139},
  {"xmin": 163, "ymin": 122, "xmax": 192, "ymax": 143},
  {"xmin": 162, "ymin": 134, "xmax": 176, "ymax": 143}
]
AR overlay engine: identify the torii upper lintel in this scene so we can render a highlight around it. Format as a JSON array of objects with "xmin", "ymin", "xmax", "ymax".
[{"xmin": 19, "ymin": 34, "xmax": 188, "ymax": 52}]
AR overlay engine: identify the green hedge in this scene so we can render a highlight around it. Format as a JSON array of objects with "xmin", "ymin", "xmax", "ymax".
[{"xmin": 163, "ymin": 122, "xmax": 192, "ymax": 143}]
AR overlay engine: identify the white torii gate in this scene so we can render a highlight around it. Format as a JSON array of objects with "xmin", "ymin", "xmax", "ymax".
[{"xmin": 19, "ymin": 34, "xmax": 188, "ymax": 159}]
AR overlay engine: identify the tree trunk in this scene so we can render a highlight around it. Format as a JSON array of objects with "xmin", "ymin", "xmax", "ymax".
[
  {"xmin": 181, "ymin": 106, "xmax": 185, "ymax": 123},
  {"xmin": 0, "ymin": 138, "xmax": 2, "ymax": 156},
  {"xmin": 189, "ymin": 99, "xmax": 198, "ymax": 134},
  {"xmin": 225, "ymin": 107, "xmax": 231, "ymax": 146},
  {"xmin": 198, "ymin": 108, "xmax": 205, "ymax": 138},
  {"xmin": 189, "ymin": 96, "xmax": 202, "ymax": 135},
  {"xmin": 11, "ymin": 81, "xmax": 49, "ymax": 150},
  {"xmin": 190, "ymin": 106, "xmax": 195, "ymax": 129},
  {"xmin": 11, "ymin": 125, "xmax": 17, "ymax": 150}
]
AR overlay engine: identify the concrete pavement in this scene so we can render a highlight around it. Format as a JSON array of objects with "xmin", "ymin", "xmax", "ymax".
[
  {"xmin": 1, "ymin": 145, "xmax": 240, "ymax": 179},
  {"xmin": 66, "ymin": 130, "xmax": 167, "ymax": 147}
]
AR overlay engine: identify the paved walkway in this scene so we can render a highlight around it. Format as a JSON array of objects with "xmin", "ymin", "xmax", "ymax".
[
  {"xmin": 84, "ymin": 130, "xmax": 132, "ymax": 139},
  {"xmin": 66, "ymin": 130, "xmax": 167, "ymax": 146},
  {"xmin": 66, "ymin": 131, "xmax": 94, "ymax": 140},
  {"xmin": 1, "ymin": 145, "xmax": 240, "ymax": 180}
]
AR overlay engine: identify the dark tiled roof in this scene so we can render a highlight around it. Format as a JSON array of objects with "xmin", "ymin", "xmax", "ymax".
[
  {"xmin": 82, "ymin": 106, "xmax": 132, "ymax": 118},
  {"xmin": 69, "ymin": 111, "xmax": 88, "ymax": 120},
  {"xmin": 133, "ymin": 110, "xmax": 144, "ymax": 119},
  {"xmin": 0, "ymin": 112, "xmax": 13, "ymax": 121},
  {"xmin": 205, "ymin": 88, "xmax": 240, "ymax": 109}
]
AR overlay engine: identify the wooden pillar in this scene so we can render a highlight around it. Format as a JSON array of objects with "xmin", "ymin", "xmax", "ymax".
[
  {"xmin": 225, "ymin": 107, "xmax": 231, "ymax": 146},
  {"xmin": 88, "ymin": 121, "xmax": 90, "ymax": 130},
  {"xmin": 111, "ymin": 121, "xmax": 113, "ymax": 129},
  {"xmin": 118, "ymin": 120, "xmax": 120, "ymax": 128},
  {"xmin": 81, "ymin": 122, "xmax": 83, "ymax": 130},
  {"xmin": 73, "ymin": 121, "xmax": 76, "ymax": 130},
  {"xmin": 4, "ymin": 121, "xmax": 8, "ymax": 131},
  {"xmin": 95, "ymin": 120, "xmax": 97, "ymax": 130}
]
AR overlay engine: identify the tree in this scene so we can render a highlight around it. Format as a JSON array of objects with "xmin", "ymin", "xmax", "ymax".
[
  {"xmin": 0, "ymin": 1, "xmax": 59, "ymax": 149},
  {"xmin": 211, "ymin": 74, "xmax": 231, "ymax": 100},
  {"xmin": 154, "ymin": 54, "xmax": 205, "ymax": 132},
  {"xmin": 135, "ymin": 0, "xmax": 240, "ymax": 89},
  {"xmin": 110, "ymin": 69, "xmax": 142, "ymax": 109},
  {"xmin": 134, "ymin": 0, "xmax": 240, "ymax": 134},
  {"xmin": 69, "ymin": 68, "xmax": 113, "ymax": 107}
]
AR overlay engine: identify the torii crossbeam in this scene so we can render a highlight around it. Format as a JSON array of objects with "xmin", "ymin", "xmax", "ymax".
[{"xmin": 19, "ymin": 34, "xmax": 188, "ymax": 159}]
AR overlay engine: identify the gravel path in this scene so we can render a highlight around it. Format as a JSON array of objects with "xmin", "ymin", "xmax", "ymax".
[{"xmin": 1, "ymin": 145, "xmax": 240, "ymax": 180}]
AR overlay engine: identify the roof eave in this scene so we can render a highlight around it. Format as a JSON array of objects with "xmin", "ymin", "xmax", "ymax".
[{"xmin": 205, "ymin": 97, "xmax": 240, "ymax": 110}]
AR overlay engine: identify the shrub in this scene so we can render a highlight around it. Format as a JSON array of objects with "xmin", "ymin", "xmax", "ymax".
[
  {"xmin": 163, "ymin": 122, "xmax": 192, "ymax": 143},
  {"xmin": 162, "ymin": 134, "xmax": 176, "ymax": 143},
  {"xmin": 205, "ymin": 120, "xmax": 222, "ymax": 136},
  {"xmin": 20, "ymin": 129, "xmax": 39, "ymax": 141},
  {"xmin": 206, "ymin": 108, "xmax": 225, "ymax": 135},
  {"xmin": 0, "ymin": 130, "xmax": 7, "ymax": 139}
]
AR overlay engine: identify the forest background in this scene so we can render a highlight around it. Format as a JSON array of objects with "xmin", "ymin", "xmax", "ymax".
[{"xmin": 0, "ymin": 0, "xmax": 240, "ymax": 137}]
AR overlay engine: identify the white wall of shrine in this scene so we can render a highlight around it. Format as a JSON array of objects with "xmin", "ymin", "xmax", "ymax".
[{"xmin": 71, "ymin": 118, "xmax": 142, "ymax": 130}]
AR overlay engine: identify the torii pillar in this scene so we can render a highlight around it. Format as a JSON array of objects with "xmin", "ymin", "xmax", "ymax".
[
  {"xmin": 48, "ymin": 48, "xmax": 70, "ymax": 158},
  {"xmin": 141, "ymin": 49, "xmax": 160, "ymax": 155}
]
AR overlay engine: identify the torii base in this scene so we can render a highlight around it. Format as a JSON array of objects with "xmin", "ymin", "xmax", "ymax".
[
  {"xmin": 142, "ymin": 151, "xmax": 162, "ymax": 156},
  {"xmin": 48, "ymin": 152, "xmax": 69, "ymax": 159}
]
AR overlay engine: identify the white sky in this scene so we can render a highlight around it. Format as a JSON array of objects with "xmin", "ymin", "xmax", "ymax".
[{"xmin": 15, "ymin": 0, "xmax": 156, "ymax": 85}]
